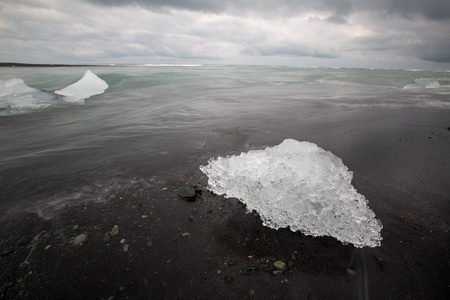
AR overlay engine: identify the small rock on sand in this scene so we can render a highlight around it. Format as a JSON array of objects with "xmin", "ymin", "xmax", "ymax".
[
  {"xmin": 274, "ymin": 261, "xmax": 286, "ymax": 271},
  {"xmin": 74, "ymin": 234, "xmax": 88, "ymax": 245},
  {"xmin": 110, "ymin": 225, "xmax": 119, "ymax": 237},
  {"xmin": 178, "ymin": 187, "xmax": 196, "ymax": 199},
  {"xmin": 104, "ymin": 233, "xmax": 111, "ymax": 243}
]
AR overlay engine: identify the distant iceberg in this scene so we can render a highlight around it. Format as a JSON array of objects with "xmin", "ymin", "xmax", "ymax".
[
  {"xmin": 0, "ymin": 78, "xmax": 56, "ymax": 112},
  {"xmin": 200, "ymin": 139, "xmax": 383, "ymax": 248},
  {"xmin": 403, "ymin": 78, "xmax": 440, "ymax": 90},
  {"xmin": 55, "ymin": 70, "xmax": 108, "ymax": 103},
  {"xmin": 1, "ymin": 70, "xmax": 108, "ymax": 115}
]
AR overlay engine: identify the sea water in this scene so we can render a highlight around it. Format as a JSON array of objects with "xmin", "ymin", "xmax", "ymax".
[{"xmin": 0, "ymin": 65, "xmax": 449, "ymax": 234}]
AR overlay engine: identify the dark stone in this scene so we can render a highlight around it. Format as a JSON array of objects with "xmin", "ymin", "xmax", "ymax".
[
  {"xmin": 258, "ymin": 263, "xmax": 271, "ymax": 271},
  {"xmin": 178, "ymin": 187, "xmax": 196, "ymax": 199},
  {"xmin": 228, "ymin": 197, "xmax": 240, "ymax": 206},
  {"xmin": 194, "ymin": 187, "xmax": 202, "ymax": 194},
  {"xmin": 224, "ymin": 275, "xmax": 233, "ymax": 283},
  {"xmin": 188, "ymin": 215, "xmax": 194, "ymax": 221},
  {"xmin": 447, "ymin": 126, "xmax": 450, "ymax": 130},
  {"xmin": 246, "ymin": 266, "xmax": 258, "ymax": 275},
  {"xmin": 104, "ymin": 233, "xmax": 111, "ymax": 243},
  {"xmin": 288, "ymin": 261, "xmax": 295, "ymax": 268}
]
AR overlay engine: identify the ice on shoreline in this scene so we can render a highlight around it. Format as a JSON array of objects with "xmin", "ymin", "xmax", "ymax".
[
  {"xmin": 55, "ymin": 70, "xmax": 108, "ymax": 103},
  {"xmin": 200, "ymin": 139, "xmax": 383, "ymax": 248}
]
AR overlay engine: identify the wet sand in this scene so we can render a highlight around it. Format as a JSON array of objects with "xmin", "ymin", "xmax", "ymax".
[
  {"xmin": 1, "ymin": 108, "xmax": 449, "ymax": 299},
  {"xmin": 1, "ymin": 169, "xmax": 449, "ymax": 300}
]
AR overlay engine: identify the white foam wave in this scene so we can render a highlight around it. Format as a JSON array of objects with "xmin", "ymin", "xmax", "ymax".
[
  {"xmin": 403, "ymin": 78, "xmax": 440, "ymax": 90},
  {"xmin": 200, "ymin": 139, "xmax": 383, "ymax": 248},
  {"xmin": 55, "ymin": 70, "xmax": 108, "ymax": 103},
  {"xmin": 139, "ymin": 64, "xmax": 203, "ymax": 67}
]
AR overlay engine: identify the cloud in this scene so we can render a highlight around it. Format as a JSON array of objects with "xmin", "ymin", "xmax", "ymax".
[
  {"xmin": 0, "ymin": 0, "xmax": 449, "ymax": 68},
  {"xmin": 85, "ymin": 0, "xmax": 450, "ymax": 20}
]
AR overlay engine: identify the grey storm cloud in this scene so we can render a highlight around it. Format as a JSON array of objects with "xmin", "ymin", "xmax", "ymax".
[
  {"xmin": 85, "ymin": 0, "xmax": 450, "ymax": 20},
  {"xmin": 1, "ymin": 0, "xmax": 450, "ymax": 68}
]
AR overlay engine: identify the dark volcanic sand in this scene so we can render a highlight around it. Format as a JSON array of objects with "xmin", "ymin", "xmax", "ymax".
[
  {"xmin": 1, "ymin": 171, "xmax": 449, "ymax": 300},
  {"xmin": 1, "ymin": 108, "xmax": 449, "ymax": 299}
]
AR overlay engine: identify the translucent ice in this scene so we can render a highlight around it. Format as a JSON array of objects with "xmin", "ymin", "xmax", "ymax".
[
  {"xmin": 55, "ymin": 70, "xmax": 108, "ymax": 103},
  {"xmin": 0, "ymin": 78, "xmax": 37, "ymax": 97},
  {"xmin": 403, "ymin": 78, "xmax": 440, "ymax": 90},
  {"xmin": 200, "ymin": 139, "xmax": 383, "ymax": 248},
  {"xmin": 0, "ymin": 78, "xmax": 55, "ymax": 112}
]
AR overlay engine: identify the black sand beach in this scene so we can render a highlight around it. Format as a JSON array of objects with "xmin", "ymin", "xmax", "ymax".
[{"xmin": 0, "ymin": 105, "xmax": 449, "ymax": 299}]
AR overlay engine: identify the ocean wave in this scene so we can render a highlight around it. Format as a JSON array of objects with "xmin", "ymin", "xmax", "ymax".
[
  {"xmin": 138, "ymin": 63, "xmax": 203, "ymax": 67},
  {"xmin": 403, "ymin": 78, "xmax": 440, "ymax": 90}
]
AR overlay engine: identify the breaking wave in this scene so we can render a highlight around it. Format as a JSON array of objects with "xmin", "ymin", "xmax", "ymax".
[{"xmin": 403, "ymin": 78, "xmax": 440, "ymax": 90}]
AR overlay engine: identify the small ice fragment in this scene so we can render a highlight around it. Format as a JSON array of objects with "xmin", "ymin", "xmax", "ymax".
[{"xmin": 200, "ymin": 139, "xmax": 383, "ymax": 248}]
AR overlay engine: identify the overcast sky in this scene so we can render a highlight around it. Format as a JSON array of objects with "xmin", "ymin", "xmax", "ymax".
[{"xmin": 1, "ymin": 0, "xmax": 449, "ymax": 70}]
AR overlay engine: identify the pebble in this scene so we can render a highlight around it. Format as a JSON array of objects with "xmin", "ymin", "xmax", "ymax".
[
  {"xmin": 123, "ymin": 244, "xmax": 129, "ymax": 252},
  {"xmin": 228, "ymin": 197, "xmax": 240, "ymax": 206},
  {"xmin": 142, "ymin": 215, "xmax": 148, "ymax": 219},
  {"xmin": 73, "ymin": 225, "xmax": 79, "ymax": 231},
  {"xmin": 188, "ymin": 215, "xmax": 194, "ymax": 221},
  {"xmin": 246, "ymin": 266, "xmax": 257, "ymax": 275},
  {"xmin": 104, "ymin": 233, "xmax": 111, "ymax": 243},
  {"xmin": 120, "ymin": 239, "xmax": 126, "ymax": 244},
  {"xmin": 44, "ymin": 245, "xmax": 51, "ymax": 250},
  {"xmin": 147, "ymin": 241, "xmax": 153, "ymax": 248},
  {"xmin": 74, "ymin": 234, "xmax": 88, "ymax": 245},
  {"xmin": 258, "ymin": 263, "xmax": 271, "ymax": 271},
  {"xmin": 217, "ymin": 270, "xmax": 222, "ymax": 275},
  {"xmin": 178, "ymin": 187, "xmax": 196, "ymax": 199},
  {"xmin": 274, "ymin": 260, "xmax": 286, "ymax": 271},
  {"xmin": 182, "ymin": 232, "xmax": 190, "ymax": 237},
  {"xmin": 273, "ymin": 270, "xmax": 283, "ymax": 275},
  {"xmin": 110, "ymin": 225, "xmax": 119, "ymax": 237},
  {"xmin": 224, "ymin": 275, "xmax": 233, "ymax": 283}
]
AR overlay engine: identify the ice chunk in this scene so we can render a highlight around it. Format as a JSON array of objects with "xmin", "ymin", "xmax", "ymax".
[
  {"xmin": 200, "ymin": 139, "xmax": 383, "ymax": 248},
  {"xmin": 55, "ymin": 70, "xmax": 108, "ymax": 103},
  {"xmin": 403, "ymin": 78, "xmax": 440, "ymax": 89},
  {"xmin": 0, "ymin": 78, "xmax": 56, "ymax": 113},
  {"xmin": 0, "ymin": 78, "xmax": 37, "ymax": 97}
]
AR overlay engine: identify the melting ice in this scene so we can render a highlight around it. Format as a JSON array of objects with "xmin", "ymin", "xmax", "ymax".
[
  {"xmin": 55, "ymin": 70, "xmax": 108, "ymax": 103},
  {"xmin": 0, "ymin": 70, "xmax": 108, "ymax": 114},
  {"xmin": 0, "ymin": 78, "xmax": 56, "ymax": 112},
  {"xmin": 200, "ymin": 139, "xmax": 383, "ymax": 248}
]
